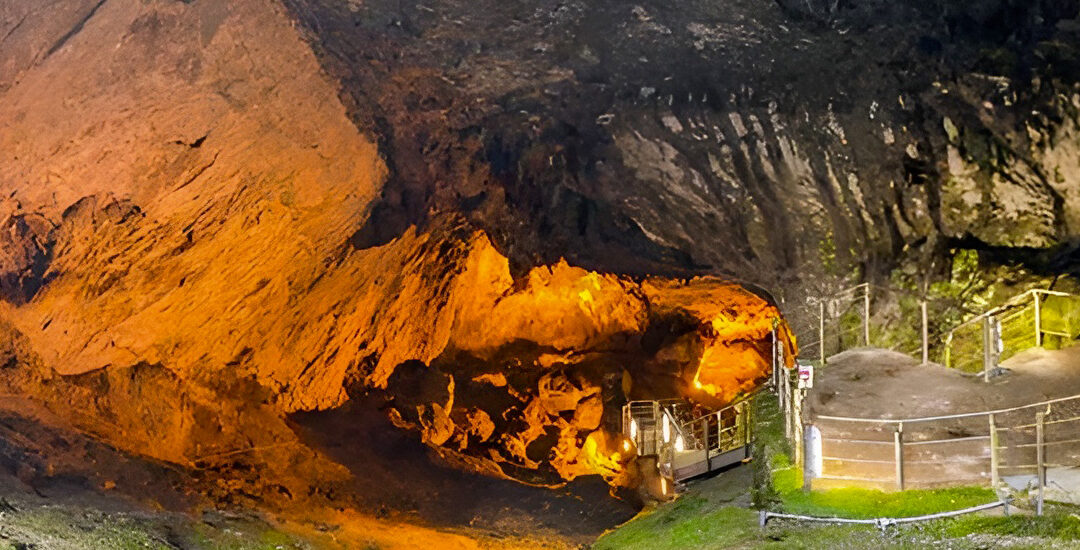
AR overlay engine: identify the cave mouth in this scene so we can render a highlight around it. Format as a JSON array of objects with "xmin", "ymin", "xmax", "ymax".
[{"xmin": 268, "ymin": 258, "xmax": 798, "ymax": 537}]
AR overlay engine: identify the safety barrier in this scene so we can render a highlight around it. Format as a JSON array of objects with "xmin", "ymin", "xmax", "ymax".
[
  {"xmin": 759, "ymin": 499, "xmax": 1011, "ymax": 530},
  {"xmin": 808, "ymin": 393, "xmax": 1080, "ymax": 511},
  {"xmin": 944, "ymin": 290, "xmax": 1078, "ymax": 380},
  {"xmin": 623, "ymin": 392, "xmax": 758, "ymax": 483}
]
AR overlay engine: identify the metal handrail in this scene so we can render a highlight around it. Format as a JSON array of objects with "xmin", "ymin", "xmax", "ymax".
[
  {"xmin": 816, "ymin": 392, "xmax": 1080, "ymax": 425},
  {"xmin": 946, "ymin": 289, "xmax": 1072, "ymax": 336},
  {"xmin": 680, "ymin": 388, "xmax": 766, "ymax": 427}
]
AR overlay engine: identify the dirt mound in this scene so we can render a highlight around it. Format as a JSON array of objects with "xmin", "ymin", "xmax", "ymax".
[{"xmin": 808, "ymin": 347, "xmax": 1080, "ymax": 421}]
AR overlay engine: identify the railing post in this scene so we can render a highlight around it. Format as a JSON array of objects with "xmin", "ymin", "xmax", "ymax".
[
  {"xmin": 1037, "ymin": 411, "xmax": 1046, "ymax": 516},
  {"xmin": 983, "ymin": 317, "xmax": 992, "ymax": 383},
  {"xmin": 1034, "ymin": 292, "xmax": 1043, "ymax": 348},
  {"xmin": 771, "ymin": 326, "xmax": 778, "ymax": 389},
  {"xmin": 921, "ymin": 299, "xmax": 929, "ymax": 365},
  {"xmin": 652, "ymin": 401, "xmax": 660, "ymax": 455},
  {"xmin": 863, "ymin": 284, "xmax": 871, "ymax": 347},
  {"xmin": 894, "ymin": 423, "xmax": 905, "ymax": 491},
  {"xmin": 819, "ymin": 300, "xmax": 826, "ymax": 366},
  {"xmin": 945, "ymin": 331, "xmax": 953, "ymax": 369},
  {"xmin": 705, "ymin": 415, "xmax": 712, "ymax": 472},
  {"xmin": 989, "ymin": 413, "xmax": 999, "ymax": 489},
  {"xmin": 746, "ymin": 398, "xmax": 754, "ymax": 452},
  {"xmin": 794, "ymin": 389, "xmax": 804, "ymax": 468},
  {"xmin": 784, "ymin": 372, "xmax": 792, "ymax": 441}
]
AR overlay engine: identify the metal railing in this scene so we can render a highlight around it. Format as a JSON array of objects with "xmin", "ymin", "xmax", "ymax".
[
  {"xmin": 622, "ymin": 398, "xmax": 688, "ymax": 457},
  {"xmin": 786, "ymin": 284, "xmax": 872, "ymax": 367},
  {"xmin": 760, "ymin": 498, "xmax": 1011, "ymax": 530},
  {"xmin": 944, "ymin": 290, "xmax": 1078, "ymax": 380},
  {"xmin": 623, "ymin": 392, "xmax": 759, "ymax": 483},
  {"xmin": 808, "ymin": 393, "xmax": 1080, "ymax": 509}
]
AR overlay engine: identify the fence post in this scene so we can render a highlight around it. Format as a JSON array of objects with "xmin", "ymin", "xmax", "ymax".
[
  {"xmin": 921, "ymin": 299, "xmax": 929, "ymax": 365},
  {"xmin": 894, "ymin": 423, "xmax": 905, "ymax": 491},
  {"xmin": 784, "ymin": 372, "xmax": 792, "ymax": 441},
  {"xmin": 989, "ymin": 413, "xmax": 999, "ymax": 489},
  {"xmin": 652, "ymin": 401, "xmax": 660, "ymax": 454},
  {"xmin": 1034, "ymin": 292, "xmax": 1042, "ymax": 348},
  {"xmin": 705, "ymin": 416, "xmax": 712, "ymax": 472},
  {"xmin": 794, "ymin": 389, "xmax": 804, "ymax": 469},
  {"xmin": 863, "ymin": 284, "xmax": 871, "ymax": 347},
  {"xmin": 1037, "ymin": 411, "xmax": 1045, "ymax": 516},
  {"xmin": 819, "ymin": 300, "xmax": 826, "ymax": 366},
  {"xmin": 771, "ymin": 326, "xmax": 778, "ymax": 389},
  {"xmin": 946, "ymin": 330, "xmax": 954, "ymax": 369}
]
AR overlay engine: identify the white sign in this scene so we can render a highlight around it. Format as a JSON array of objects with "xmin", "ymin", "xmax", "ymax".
[{"xmin": 797, "ymin": 363, "xmax": 814, "ymax": 389}]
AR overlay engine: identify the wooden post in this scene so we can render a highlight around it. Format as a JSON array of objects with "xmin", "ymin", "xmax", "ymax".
[
  {"xmin": 1034, "ymin": 292, "xmax": 1042, "ymax": 348},
  {"xmin": 771, "ymin": 327, "xmax": 778, "ymax": 389},
  {"xmin": 1037, "ymin": 412, "xmax": 1046, "ymax": 516},
  {"xmin": 779, "ymin": 368, "xmax": 786, "ymax": 413},
  {"xmin": 819, "ymin": 300, "xmax": 826, "ymax": 366},
  {"xmin": 989, "ymin": 413, "xmax": 999, "ymax": 489},
  {"xmin": 863, "ymin": 284, "xmax": 871, "ymax": 347},
  {"xmin": 921, "ymin": 299, "xmax": 929, "ymax": 365},
  {"xmin": 894, "ymin": 424, "xmax": 905, "ymax": 491},
  {"xmin": 786, "ymin": 371, "xmax": 794, "ymax": 438}
]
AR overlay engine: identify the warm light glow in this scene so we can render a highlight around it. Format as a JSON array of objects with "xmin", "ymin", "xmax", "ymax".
[
  {"xmin": 629, "ymin": 419, "xmax": 637, "ymax": 440},
  {"xmin": 694, "ymin": 379, "xmax": 703, "ymax": 390},
  {"xmin": 662, "ymin": 415, "xmax": 670, "ymax": 443},
  {"xmin": 622, "ymin": 440, "xmax": 631, "ymax": 453},
  {"xmin": 675, "ymin": 435, "xmax": 685, "ymax": 452},
  {"xmin": 660, "ymin": 477, "xmax": 668, "ymax": 495}
]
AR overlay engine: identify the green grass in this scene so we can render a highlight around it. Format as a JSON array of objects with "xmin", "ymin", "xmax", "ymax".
[
  {"xmin": 591, "ymin": 500, "xmax": 761, "ymax": 550},
  {"xmin": 778, "ymin": 482, "xmax": 996, "ymax": 519},
  {"xmin": 594, "ymin": 393, "xmax": 1080, "ymax": 549},
  {"xmin": 933, "ymin": 513, "xmax": 1080, "ymax": 540},
  {"xmin": 752, "ymin": 389, "xmax": 997, "ymax": 519}
]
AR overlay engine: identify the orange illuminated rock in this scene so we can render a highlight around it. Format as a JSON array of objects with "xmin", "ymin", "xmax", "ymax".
[{"xmin": 0, "ymin": 0, "xmax": 795, "ymax": 510}]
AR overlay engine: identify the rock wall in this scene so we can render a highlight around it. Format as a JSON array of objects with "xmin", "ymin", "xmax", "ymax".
[
  {"xmin": 2, "ymin": 0, "xmax": 1079, "ymax": 519},
  {"xmin": 0, "ymin": 0, "xmax": 795, "ymax": 504}
]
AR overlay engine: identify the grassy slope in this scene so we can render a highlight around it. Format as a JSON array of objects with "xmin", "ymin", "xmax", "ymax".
[{"xmin": 592, "ymin": 395, "xmax": 1080, "ymax": 549}]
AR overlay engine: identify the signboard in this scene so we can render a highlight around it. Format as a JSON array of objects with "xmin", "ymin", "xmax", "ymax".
[{"xmin": 797, "ymin": 363, "xmax": 814, "ymax": 389}]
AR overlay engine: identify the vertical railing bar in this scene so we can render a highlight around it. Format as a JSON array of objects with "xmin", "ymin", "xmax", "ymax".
[
  {"xmin": 894, "ymin": 422, "xmax": 905, "ymax": 491},
  {"xmin": 1037, "ymin": 411, "xmax": 1045, "ymax": 516},
  {"xmin": 863, "ymin": 283, "xmax": 871, "ymax": 347}
]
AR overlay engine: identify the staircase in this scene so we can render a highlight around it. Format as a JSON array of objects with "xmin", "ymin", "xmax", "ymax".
[{"xmin": 622, "ymin": 395, "xmax": 755, "ymax": 483}]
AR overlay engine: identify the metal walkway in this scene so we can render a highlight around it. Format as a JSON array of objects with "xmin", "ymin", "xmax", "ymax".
[{"xmin": 622, "ymin": 394, "xmax": 755, "ymax": 483}]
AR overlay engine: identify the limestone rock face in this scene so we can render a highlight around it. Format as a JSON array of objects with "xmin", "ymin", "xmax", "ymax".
[
  {"xmin": 0, "ymin": 0, "xmax": 795, "ymax": 500},
  {"xmin": 0, "ymin": 0, "xmax": 1078, "ymax": 518}
]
